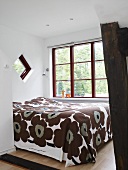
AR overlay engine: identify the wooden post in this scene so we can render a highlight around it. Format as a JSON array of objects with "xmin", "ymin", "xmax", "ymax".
[{"xmin": 101, "ymin": 22, "xmax": 128, "ymax": 170}]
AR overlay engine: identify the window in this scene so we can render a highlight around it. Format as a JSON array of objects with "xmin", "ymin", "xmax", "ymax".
[
  {"xmin": 13, "ymin": 55, "xmax": 31, "ymax": 80},
  {"xmin": 52, "ymin": 41, "xmax": 108, "ymax": 98}
]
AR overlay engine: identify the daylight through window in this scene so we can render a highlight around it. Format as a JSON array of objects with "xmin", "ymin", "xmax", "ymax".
[
  {"xmin": 52, "ymin": 41, "xmax": 108, "ymax": 98},
  {"xmin": 13, "ymin": 55, "xmax": 31, "ymax": 80}
]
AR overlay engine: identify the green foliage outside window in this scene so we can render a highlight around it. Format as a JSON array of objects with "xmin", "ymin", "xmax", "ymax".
[
  {"xmin": 13, "ymin": 59, "xmax": 25, "ymax": 75},
  {"xmin": 55, "ymin": 41, "xmax": 108, "ymax": 97}
]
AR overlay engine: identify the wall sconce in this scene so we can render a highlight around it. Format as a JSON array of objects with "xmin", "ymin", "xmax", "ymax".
[
  {"xmin": 42, "ymin": 68, "xmax": 49, "ymax": 76},
  {"xmin": 4, "ymin": 64, "xmax": 9, "ymax": 69}
]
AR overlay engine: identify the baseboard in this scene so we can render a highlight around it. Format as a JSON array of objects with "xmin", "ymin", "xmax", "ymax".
[{"xmin": 0, "ymin": 146, "xmax": 16, "ymax": 155}]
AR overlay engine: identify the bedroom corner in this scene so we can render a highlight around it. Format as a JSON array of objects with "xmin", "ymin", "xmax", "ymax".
[{"xmin": 0, "ymin": 49, "xmax": 15, "ymax": 155}]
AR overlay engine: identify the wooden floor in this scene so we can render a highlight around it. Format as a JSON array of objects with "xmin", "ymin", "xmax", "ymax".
[{"xmin": 0, "ymin": 140, "xmax": 116, "ymax": 170}]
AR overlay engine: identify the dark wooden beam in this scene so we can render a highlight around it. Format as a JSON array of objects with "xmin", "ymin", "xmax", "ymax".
[
  {"xmin": 101, "ymin": 22, "xmax": 128, "ymax": 170},
  {"xmin": 118, "ymin": 28, "xmax": 128, "ymax": 56}
]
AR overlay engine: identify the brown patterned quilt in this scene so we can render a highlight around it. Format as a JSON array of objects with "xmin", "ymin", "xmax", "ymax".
[{"xmin": 13, "ymin": 97, "xmax": 112, "ymax": 167}]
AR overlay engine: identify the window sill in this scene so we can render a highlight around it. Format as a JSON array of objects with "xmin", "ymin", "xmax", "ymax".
[{"xmin": 51, "ymin": 97, "xmax": 109, "ymax": 103}]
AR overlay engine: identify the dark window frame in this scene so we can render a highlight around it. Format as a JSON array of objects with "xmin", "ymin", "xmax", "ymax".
[
  {"xmin": 19, "ymin": 55, "xmax": 31, "ymax": 80},
  {"xmin": 52, "ymin": 40, "xmax": 108, "ymax": 98}
]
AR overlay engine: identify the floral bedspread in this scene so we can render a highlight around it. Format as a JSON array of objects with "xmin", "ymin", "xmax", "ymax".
[{"xmin": 13, "ymin": 97, "xmax": 112, "ymax": 167}]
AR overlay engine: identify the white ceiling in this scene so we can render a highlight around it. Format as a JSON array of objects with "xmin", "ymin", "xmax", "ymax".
[
  {"xmin": 93, "ymin": 0, "xmax": 128, "ymax": 28},
  {"xmin": 0, "ymin": 0, "xmax": 128, "ymax": 39}
]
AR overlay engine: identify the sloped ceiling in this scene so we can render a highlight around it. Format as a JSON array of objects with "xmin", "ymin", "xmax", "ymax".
[
  {"xmin": 92, "ymin": 0, "xmax": 128, "ymax": 28},
  {"xmin": 0, "ymin": 0, "xmax": 128, "ymax": 38}
]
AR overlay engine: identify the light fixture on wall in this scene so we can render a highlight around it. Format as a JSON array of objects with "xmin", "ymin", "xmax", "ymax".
[
  {"xmin": 4, "ymin": 64, "xmax": 9, "ymax": 69},
  {"xmin": 42, "ymin": 68, "xmax": 49, "ymax": 76}
]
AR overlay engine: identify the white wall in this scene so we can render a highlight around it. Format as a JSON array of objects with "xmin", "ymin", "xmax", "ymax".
[
  {"xmin": 43, "ymin": 27, "xmax": 101, "ymax": 98},
  {"xmin": 0, "ymin": 49, "xmax": 15, "ymax": 155},
  {"xmin": 0, "ymin": 25, "xmax": 44, "ymax": 154},
  {"xmin": 0, "ymin": 25, "xmax": 44, "ymax": 102}
]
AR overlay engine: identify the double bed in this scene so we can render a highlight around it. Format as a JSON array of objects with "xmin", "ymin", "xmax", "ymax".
[{"xmin": 13, "ymin": 97, "xmax": 112, "ymax": 167}]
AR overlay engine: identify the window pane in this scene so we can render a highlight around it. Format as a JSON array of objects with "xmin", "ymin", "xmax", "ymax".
[
  {"xmin": 56, "ymin": 48, "xmax": 70, "ymax": 64},
  {"xmin": 74, "ymin": 62, "xmax": 91, "ymax": 79},
  {"xmin": 13, "ymin": 59, "xmax": 25, "ymax": 75},
  {"xmin": 94, "ymin": 42, "xmax": 104, "ymax": 60},
  {"xmin": 95, "ymin": 61, "xmax": 106, "ymax": 78},
  {"xmin": 74, "ymin": 80, "xmax": 92, "ymax": 97},
  {"xmin": 56, "ymin": 64, "xmax": 70, "ymax": 80},
  {"xmin": 95, "ymin": 79, "xmax": 108, "ymax": 97},
  {"xmin": 56, "ymin": 81, "xmax": 71, "ymax": 97},
  {"xmin": 74, "ymin": 44, "xmax": 91, "ymax": 62}
]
